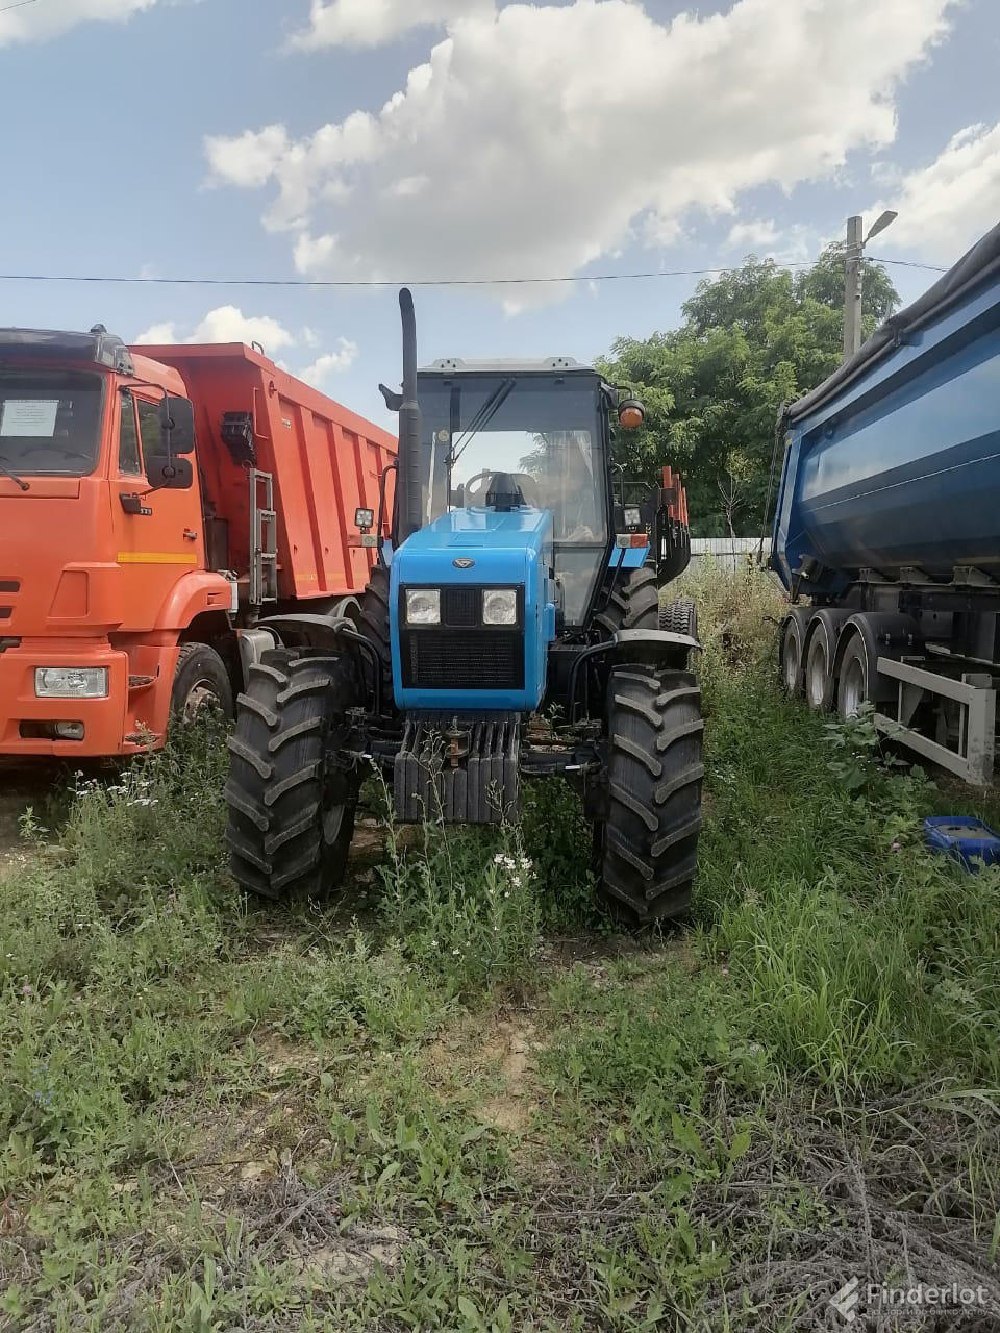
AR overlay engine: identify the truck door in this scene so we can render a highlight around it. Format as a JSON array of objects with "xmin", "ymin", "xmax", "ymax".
[{"xmin": 111, "ymin": 388, "xmax": 205, "ymax": 631}]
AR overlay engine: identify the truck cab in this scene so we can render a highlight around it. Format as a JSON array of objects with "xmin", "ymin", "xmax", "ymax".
[{"xmin": 0, "ymin": 327, "xmax": 231, "ymax": 756}]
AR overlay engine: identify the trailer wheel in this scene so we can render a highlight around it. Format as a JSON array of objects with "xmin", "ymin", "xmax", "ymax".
[
  {"xmin": 225, "ymin": 649, "xmax": 360, "ymax": 901},
  {"xmin": 595, "ymin": 566, "xmax": 661, "ymax": 635},
  {"xmin": 804, "ymin": 627, "xmax": 834, "ymax": 712},
  {"xmin": 837, "ymin": 636, "xmax": 870, "ymax": 719},
  {"xmin": 596, "ymin": 664, "xmax": 705, "ymax": 926},
  {"xmin": 171, "ymin": 642, "xmax": 234, "ymax": 723},
  {"xmin": 659, "ymin": 597, "xmax": 699, "ymax": 639},
  {"xmin": 779, "ymin": 616, "xmax": 806, "ymax": 697}
]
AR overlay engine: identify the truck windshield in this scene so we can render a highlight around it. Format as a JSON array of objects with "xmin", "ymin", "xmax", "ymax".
[
  {"xmin": 0, "ymin": 369, "xmax": 103, "ymax": 477},
  {"xmin": 418, "ymin": 374, "xmax": 609, "ymax": 625}
]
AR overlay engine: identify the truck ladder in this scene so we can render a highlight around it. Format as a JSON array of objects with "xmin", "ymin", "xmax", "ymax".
[{"xmin": 249, "ymin": 469, "xmax": 278, "ymax": 606}]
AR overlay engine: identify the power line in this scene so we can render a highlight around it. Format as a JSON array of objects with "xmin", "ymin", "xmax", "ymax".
[
  {"xmin": 0, "ymin": 0, "xmax": 41, "ymax": 14},
  {"xmin": 0, "ymin": 256, "xmax": 947, "ymax": 289}
]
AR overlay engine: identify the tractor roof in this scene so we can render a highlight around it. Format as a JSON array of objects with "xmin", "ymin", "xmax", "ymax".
[{"xmin": 421, "ymin": 356, "xmax": 596, "ymax": 376}]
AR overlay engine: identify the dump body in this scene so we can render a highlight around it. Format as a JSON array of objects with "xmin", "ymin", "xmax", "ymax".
[
  {"xmin": 773, "ymin": 223, "xmax": 1000, "ymax": 786},
  {"xmin": 0, "ymin": 330, "xmax": 395, "ymax": 758},
  {"xmin": 774, "ymin": 223, "xmax": 1000, "ymax": 599},
  {"xmin": 139, "ymin": 344, "xmax": 395, "ymax": 605}
]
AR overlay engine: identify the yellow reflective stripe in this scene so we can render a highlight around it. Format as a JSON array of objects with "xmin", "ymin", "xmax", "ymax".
[{"xmin": 117, "ymin": 552, "xmax": 199, "ymax": 565}]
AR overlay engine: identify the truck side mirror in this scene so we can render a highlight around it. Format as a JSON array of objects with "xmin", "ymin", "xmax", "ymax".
[
  {"xmin": 159, "ymin": 395, "xmax": 196, "ymax": 455},
  {"xmin": 146, "ymin": 454, "xmax": 194, "ymax": 490}
]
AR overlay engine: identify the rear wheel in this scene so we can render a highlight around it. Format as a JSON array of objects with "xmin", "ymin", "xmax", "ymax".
[
  {"xmin": 837, "ymin": 636, "xmax": 870, "ymax": 719},
  {"xmin": 170, "ymin": 642, "xmax": 233, "ymax": 723},
  {"xmin": 779, "ymin": 617, "xmax": 805, "ymax": 697},
  {"xmin": 804, "ymin": 627, "xmax": 834, "ymax": 712},
  {"xmin": 225, "ymin": 649, "xmax": 360, "ymax": 901},
  {"xmin": 595, "ymin": 566, "xmax": 660, "ymax": 634},
  {"xmin": 596, "ymin": 664, "xmax": 705, "ymax": 926}
]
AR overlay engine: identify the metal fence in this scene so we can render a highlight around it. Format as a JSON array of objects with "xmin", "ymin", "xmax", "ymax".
[{"xmin": 689, "ymin": 537, "xmax": 770, "ymax": 572}]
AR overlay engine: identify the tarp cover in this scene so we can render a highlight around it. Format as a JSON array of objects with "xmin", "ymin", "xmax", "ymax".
[{"xmin": 786, "ymin": 220, "xmax": 1000, "ymax": 424}]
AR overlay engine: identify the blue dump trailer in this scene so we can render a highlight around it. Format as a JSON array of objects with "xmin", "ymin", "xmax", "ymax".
[{"xmin": 773, "ymin": 221, "xmax": 1000, "ymax": 784}]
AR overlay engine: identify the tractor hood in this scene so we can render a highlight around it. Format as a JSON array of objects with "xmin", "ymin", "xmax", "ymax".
[{"xmin": 389, "ymin": 506, "xmax": 556, "ymax": 713}]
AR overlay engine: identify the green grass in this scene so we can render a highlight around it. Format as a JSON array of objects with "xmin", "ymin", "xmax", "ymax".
[{"xmin": 0, "ymin": 565, "xmax": 998, "ymax": 1330}]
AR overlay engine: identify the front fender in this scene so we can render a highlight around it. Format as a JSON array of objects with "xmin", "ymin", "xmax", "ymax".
[
  {"xmin": 155, "ymin": 571, "xmax": 235, "ymax": 633},
  {"xmin": 612, "ymin": 627, "xmax": 700, "ymax": 667}
]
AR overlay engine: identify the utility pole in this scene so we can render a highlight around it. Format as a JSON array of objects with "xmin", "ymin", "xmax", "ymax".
[
  {"xmin": 842, "ymin": 210, "xmax": 898, "ymax": 363},
  {"xmin": 843, "ymin": 215, "xmax": 864, "ymax": 361}
]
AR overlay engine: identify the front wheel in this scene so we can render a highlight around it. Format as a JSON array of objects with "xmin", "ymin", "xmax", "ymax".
[
  {"xmin": 596, "ymin": 664, "xmax": 705, "ymax": 926},
  {"xmin": 170, "ymin": 642, "xmax": 233, "ymax": 723},
  {"xmin": 225, "ymin": 649, "xmax": 361, "ymax": 901}
]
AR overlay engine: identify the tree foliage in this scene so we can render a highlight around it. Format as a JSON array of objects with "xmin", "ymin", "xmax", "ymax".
[{"xmin": 600, "ymin": 246, "xmax": 900, "ymax": 536}]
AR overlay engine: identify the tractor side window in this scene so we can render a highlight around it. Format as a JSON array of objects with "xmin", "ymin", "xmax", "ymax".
[{"xmin": 118, "ymin": 390, "xmax": 142, "ymax": 475}]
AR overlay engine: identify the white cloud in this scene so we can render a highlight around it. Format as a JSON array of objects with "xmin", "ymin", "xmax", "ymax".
[
  {"xmin": 726, "ymin": 218, "xmax": 779, "ymax": 250},
  {"xmin": 207, "ymin": 0, "xmax": 955, "ymax": 306},
  {"xmin": 0, "ymin": 0, "xmax": 157, "ymax": 46},
  {"xmin": 870, "ymin": 122, "xmax": 1000, "ymax": 263},
  {"xmin": 300, "ymin": 339, "xmax": 360, "ymax": 387},
  {"xmin": 133, "ymin": 306, "xmax": 297, "ymax": 353},
  {"xmin": 289, "ymin": 0, "xmax": 493, "ymax": 51}
]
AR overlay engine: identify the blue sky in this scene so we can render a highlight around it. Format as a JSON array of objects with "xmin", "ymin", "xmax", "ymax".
[{"xmin": 2, "ymin": 0, "xmax": 999, "ymax": 428}]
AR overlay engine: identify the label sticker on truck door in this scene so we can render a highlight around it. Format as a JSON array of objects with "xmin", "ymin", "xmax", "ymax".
[{"xmin": 1, "ymin": 400, "xmax": 59, "ymax": 437}]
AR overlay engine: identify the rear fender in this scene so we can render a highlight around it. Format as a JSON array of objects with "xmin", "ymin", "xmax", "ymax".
[{"xmin": 833, "ymin": 612, "xmax": 924, "ymax": 706}]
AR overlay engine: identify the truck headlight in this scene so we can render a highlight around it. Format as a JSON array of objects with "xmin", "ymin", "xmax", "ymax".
[
  {"xmin": 35, "ymin": 667, "xmax": 109, "ymax": 699},
  {"xmin": 405, "ymin": 589, "xmax": 441, "ymax": 626},
  {"xmin": 482, "ymin": 589, "xmax": 518, "ymax": 626}
]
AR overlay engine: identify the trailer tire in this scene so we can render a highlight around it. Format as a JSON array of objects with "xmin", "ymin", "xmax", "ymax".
[
  {"xmin": 596, "ymin": 664, "xmax": 704, "ymax": 926},
  {"xmin": 779, "ymin": 611, "xmax": 808, "ymax": 698},
  {"xmin": 225, "ymin": 649, "xmax": 360, "ymax": 901},
  {"xmin": 170, "ymin": 642, "xmax": 234, "ymax": 723},
  {"xmin": 837, "ymin": 635, "xmax": 871, "ymax": 719},
  {"xmin": 659, "ymin": 597, "xmax": 699, "ymax": 640},
  {"xmin": 595, "ymin": 566, "xmax": 661, "ymax": 635}
]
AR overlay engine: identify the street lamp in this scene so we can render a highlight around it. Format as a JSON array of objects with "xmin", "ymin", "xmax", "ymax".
[{"xmin": 843, "ymin": 210, "xmax": 897, "ymax": 360}]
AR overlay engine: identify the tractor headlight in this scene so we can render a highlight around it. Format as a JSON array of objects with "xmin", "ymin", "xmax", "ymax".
[
  {"xmin": 35, "ymin": 667, "xmax": 109, "ymax": 699},
  {"xmin": 405, "ymin": 589, "xmax": 441, "ymax": 626},
  {"xmin": 482, "ymin": 589, "xmax": 518, "ymax": 627}
]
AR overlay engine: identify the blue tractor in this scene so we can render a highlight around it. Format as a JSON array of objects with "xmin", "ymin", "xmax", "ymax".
[{"xmin": 226, "ymin": 291, "xmax": 702, "ymax": 923}]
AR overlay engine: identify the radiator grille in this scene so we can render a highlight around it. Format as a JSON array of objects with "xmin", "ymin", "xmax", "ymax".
[
  {"xmin": 442, "ymin": 586, "xmax": 480, "ymax": 628},
  {"xmin": 404, "ymin": 631, "xmax": 524, "ymax": 691}
]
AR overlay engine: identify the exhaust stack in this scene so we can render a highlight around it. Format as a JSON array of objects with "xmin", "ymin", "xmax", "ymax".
[{"xmin": 397, "ymin": 288, "xmax": 423, "ymax": 542}]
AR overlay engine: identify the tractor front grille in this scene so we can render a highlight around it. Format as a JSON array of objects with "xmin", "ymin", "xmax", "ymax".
[{"xmin": 403, "ymin": 630, "xmax": 525, "ymax": 691}]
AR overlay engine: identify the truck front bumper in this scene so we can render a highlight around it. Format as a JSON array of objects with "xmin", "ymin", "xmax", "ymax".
[{"xmin": 0, "ymin": 639, "xmax": 132, "ymax": 758}]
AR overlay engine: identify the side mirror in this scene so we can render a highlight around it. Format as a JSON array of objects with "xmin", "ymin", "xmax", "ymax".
[
  {"xmin": 159, "ymin": 395, "xmax": 196, "ymax": 455},
  {"xmin": 146, "ymin": 454, "xmax": 194, "ymax": 490}
]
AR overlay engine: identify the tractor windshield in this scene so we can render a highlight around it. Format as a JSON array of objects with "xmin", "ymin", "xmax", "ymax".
[
  {"xmin": 418, "ymin": 373, "xmax": 609, "ymax": 625},
  {"xmin": 0, "ymin": 368, "xmax": 104, "ymax": 477}
]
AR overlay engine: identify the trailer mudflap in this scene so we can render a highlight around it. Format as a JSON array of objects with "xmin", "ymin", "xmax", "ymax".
[{"xmin": 393, "ymin": 713, "xmax": 520, "ymax": 824}]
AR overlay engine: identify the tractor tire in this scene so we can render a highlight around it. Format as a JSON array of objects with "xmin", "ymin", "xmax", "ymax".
[
  {"xmin": 356, "ymin": 563, "xmax": 393, "ymax": 703},
  {"xmin": 597, "ymin": 664, "xmax": 704, "ymax": 926},
  {"xmin": 224, "ymin": 649, "xmax": 361, "ymax": 901},
  {"xmin": 170, "ymin": 642, "xmax": 233, "ymax": 723},
  {"xmin": 595, "ymin": 565, "xmax": 660, "ymax": 635},
  {"xmin": 659, "ymin": 597, "xmax": 699, "ymax": 640}
]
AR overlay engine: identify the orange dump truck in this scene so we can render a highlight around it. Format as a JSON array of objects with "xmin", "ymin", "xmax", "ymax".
[{"xmin": 0, "ymin": 327, "xmax": 395, "ymax": 758}]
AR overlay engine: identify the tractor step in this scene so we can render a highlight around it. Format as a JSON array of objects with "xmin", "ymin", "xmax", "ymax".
[{"xmin": 393, "ymin": 713, "xmax": 520, "ymax": 824}]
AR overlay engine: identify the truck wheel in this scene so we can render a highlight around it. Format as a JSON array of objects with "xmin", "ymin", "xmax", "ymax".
[
  {"xmin": 356, "ymin": 564, "xmax": 393, "ymax": 703},
  {"xmin": 225, "ymin": 649, "xmax": 360, "ymax": 901},
  {"xmin": 837, "ymin": 636, "xmax": 870, "ymax": 719},
  {"xmin": 171, "ymin": 642, "xmax": 234, "ymax": 722},
  {"xmin": 803, "ymin": 627, "xmax": 834, "ymax": 712},
  {"xmin": 659, "ymin": 597, "xmax": 698, "ymax": 639},
  {"xmin": 597, "ymin": 664, "xmax": 705, "ymax": 926},
  {"xmin": 595, "ymin": 566, "xmax": 661, "ymax": 635}
]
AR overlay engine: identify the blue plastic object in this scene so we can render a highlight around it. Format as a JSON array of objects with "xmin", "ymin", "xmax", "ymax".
[{"xmin": 923, "ymin": 815, "xmax": 1000, "ymax": 871}]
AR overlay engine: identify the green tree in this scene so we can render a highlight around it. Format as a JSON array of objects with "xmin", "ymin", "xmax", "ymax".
[{"xmin": 600, "ymin": 246, "xmax": 899, "ymax": 536}]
